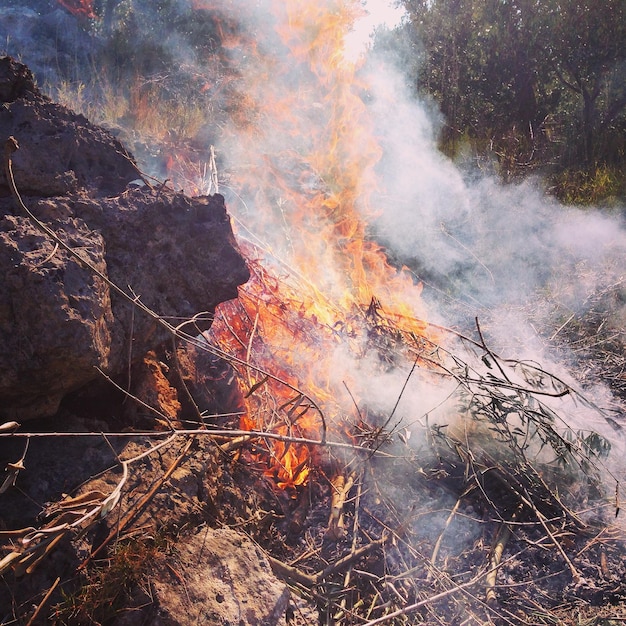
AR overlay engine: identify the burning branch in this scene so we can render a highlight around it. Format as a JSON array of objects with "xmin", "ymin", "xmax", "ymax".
[{"xmin": 56, "ymin": 0, "xmax": 96, "ymax": 19}]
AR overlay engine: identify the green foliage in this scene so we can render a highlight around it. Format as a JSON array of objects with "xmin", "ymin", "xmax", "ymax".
[
  {"xmin": 91, "ymin": 0, "xmax": 235, "ymax": 74},
  {"xmin": 398, "ymin": 0, "xmax": 626, "ymax": 199},
  {"xmin": 550, "ymin": 164, "xmax": 626, "ymax": 205}
]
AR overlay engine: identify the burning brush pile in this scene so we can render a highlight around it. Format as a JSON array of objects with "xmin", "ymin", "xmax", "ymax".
[
  {"xmin": 205, "ymin": 274, "xmax": 626, "ymax": 624},
  {"xmin": 1, "ymin": 1, "xmax": 626, "ymax": 625}
]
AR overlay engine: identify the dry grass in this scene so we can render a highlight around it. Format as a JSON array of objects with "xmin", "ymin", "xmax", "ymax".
[
  {"xmin": 50, "ymin": 76, "xmax": 210, "ymax": 140},
  {"xmin": 52, "ymin": 536, "xmax": 162, "ymax": 625},
  {"xmin": 551, "ymin": 164, "xmax": 626, "ymax": 206}
]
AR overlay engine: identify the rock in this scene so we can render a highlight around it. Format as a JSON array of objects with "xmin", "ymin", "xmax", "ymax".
[
  {"xmin": 0, "ymin": 213, "xmax": 113, "ymax": 419},
  {"xmin": 0, "ymin": 56, "xmax": 138, "ymax": 197},
  {"xmin": 63, "ymin": 187, "xmax": 250, "ymax": 370},
  {"xmin": 0, "ymin": 58, "xmax": 250, "ymax": 419},
  {"xmin": 0, "ymin": 53, "xmax": 36, "ymax": 102},
  {"xmin": 152, "ymin": 527, "xmax": 293, "ymax": 626}
]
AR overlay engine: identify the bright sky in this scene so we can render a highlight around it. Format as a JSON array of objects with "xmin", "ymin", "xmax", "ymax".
[{"xmin": 345, "ymin": 0, "xmax": 406, "ymax": 61}]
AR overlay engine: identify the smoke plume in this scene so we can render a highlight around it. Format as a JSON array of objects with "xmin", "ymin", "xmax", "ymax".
[{"xmin": 4, "ymin": 0, "xmax": 626, "ymax": 487}]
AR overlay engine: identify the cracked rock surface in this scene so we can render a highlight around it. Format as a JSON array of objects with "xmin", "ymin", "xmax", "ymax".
[{"xmin": 0, "ymin": 56, "xmax": 249, "ymax": 420}]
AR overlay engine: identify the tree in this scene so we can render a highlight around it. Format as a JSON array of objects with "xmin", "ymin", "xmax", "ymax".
[
  {"xmin": 535, "ymin": 0, "xmax": 626, "ymax": 165},
  {"xmin": 399, "ymin": 0, "xmax": 626, "ymax": 173},
  {"xmin": 402, "ymin": 0, "xmax": 475, "ymax": 150}
]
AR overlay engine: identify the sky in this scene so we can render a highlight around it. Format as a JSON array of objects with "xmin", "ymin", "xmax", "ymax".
[{"xmin": 345, "ymin": 0, "xmax": 406, "ymax": 60}]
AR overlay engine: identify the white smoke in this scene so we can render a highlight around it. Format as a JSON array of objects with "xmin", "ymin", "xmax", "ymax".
[
  {"xmin": 344, "ymin": 34, "xmax": 626, "ymax": 488},
  {"xmin": 16, "ymin": 0, "xmax": 624, "ymax": 485},
  {"xmin": 344, "ymin": 0, "xmax": 406, "ymax": 62},
  {"xmin": 363, "ymin": 50, "xmax": 626, "ymax": 319}
]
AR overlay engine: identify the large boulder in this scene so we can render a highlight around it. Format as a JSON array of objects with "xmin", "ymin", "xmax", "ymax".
[{"xmin": 0, "ymin": 57, "xmax": 249, "ymax": 420}]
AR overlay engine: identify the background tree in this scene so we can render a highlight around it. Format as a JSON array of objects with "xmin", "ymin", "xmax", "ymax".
[
  {"xmin": 535, "ymin": 0, "xmax": 626, "ymax": 166},
  {"xmin": 398, "ymin": 0, "xmax": 626, "ymax": 197}
]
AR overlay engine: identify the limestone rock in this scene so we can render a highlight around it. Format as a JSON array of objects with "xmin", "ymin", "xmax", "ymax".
[{"xmin": 152, "ymin": 528, "xmax": 293, "ymax": 626}]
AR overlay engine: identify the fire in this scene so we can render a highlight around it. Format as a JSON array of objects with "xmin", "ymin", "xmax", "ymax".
[
  {"xmin": 178, "ymin": 1, "xmax": 437, "ymax": 489},
  {"xmin": 56, "ymin": 0, "xmax": 97, "ymax": 19}
]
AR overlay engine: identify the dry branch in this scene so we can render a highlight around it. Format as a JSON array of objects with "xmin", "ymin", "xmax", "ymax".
[
  {"xmin": 267, "ymin": 555, "xmax": 316, "ymax": 587},
  {"xmin": 268, "ymin": 535, "xmax": 386, "ymax": 588},
  {"xmin": 360, "ymin": 568, "xmax": 489, "ymax": 626},
  {"xmin": 4, "ymin": 137, "xmax": 328, "ymax": 444},
  {"xmin": 428, "ymin": 495, "xmax": 463, "ymax": 575},
  {"xmin": 25, "ymin": 576, "xmax": 60, "ymax": 626},
  {"xmin": 327, "ymin": 472, "xmax": 356, "ymax": 540},
  {"xmin": 485, "ymin": 522, "xmax": 512, "ymax": 606}
]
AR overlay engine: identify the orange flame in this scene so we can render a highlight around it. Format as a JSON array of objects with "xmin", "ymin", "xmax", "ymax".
[
  {"xmin": 56, "ymin": 0, "xmax": 96, "ymax": 19},
  {"xmin": 176, "ymin": 1, "xmax": 436, "ymax": 489}
]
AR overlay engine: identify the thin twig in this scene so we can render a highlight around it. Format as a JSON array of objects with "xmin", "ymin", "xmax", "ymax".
[
  {"xmin": 25, "ymin": 576, "xmax": 60, "ymax": 626},
  {"xmin": 170, "ymin": 335, "xmax": 205, "ymax": 426},
  {"xmin": 525, "ymin": 492, "xmax": 581, "ymax": 583},
  {"xmin": 0, "ymin": 428, "xmax": 382, "ymax": 455},
  {"xmin": 96, "ymin": 368, "xmax": 176, "ymax": 430},
  {"xmin": 440, "ymin": 222, "xmax": 494, "ymax": 283},
  {"xmin": 33, "ymin": 242, "xmax": 59, "ymax": 267},
  {"xmin": 79, "ymin": 435, "xmax": 195, "ymax": 570},
  {"xmin": 209, "ymin": 145, "xmax": 219, "ymax": 194},
  {"xmin": 326, "ymin": 472, "xmax": 356, "ymax": 540},
  {"xmin": 475, "ymin": 317, "xmax": 511, "ymax": 383},
  {"xmin": 317, "ymin": 536, "xmax": 386, "ymax": 582},
  {"xmin": 361, "ymin": 568, "xmax": 488, "ymax": 626},
  {"xmin": 428, "ymin": 495, "xmax": 463, "ymax": 575},
  {"xmin": 380, "ymin": 357, "xmax": 419, "ymax": 434},
  {"xmin": 335, "ymin": 471, "xmax": 364, "ymax": 621}
]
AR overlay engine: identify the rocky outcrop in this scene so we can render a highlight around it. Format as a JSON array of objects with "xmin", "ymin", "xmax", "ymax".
[
  {"xmin": 0, "ymin": 56, "xmax": 138, "ymax": 197},
  {"xmin": 0, "ymin": 56, "xmax": 249, "ymax": 419},
  {"xmin": 0, "ymin": 54, "xmax": 315, "ymax": 626}
]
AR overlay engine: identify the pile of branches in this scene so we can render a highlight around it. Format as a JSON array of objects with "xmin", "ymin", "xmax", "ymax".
[
  {"xmin": 231, "ymin": 307, "xmax": 625, "ymax": 625},
  {"xmin": 198, "ymin": 270, "xmax": 625, "ymax": 623}
]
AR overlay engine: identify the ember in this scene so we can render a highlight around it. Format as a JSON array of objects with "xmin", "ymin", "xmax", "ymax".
[{"xmin": 56, "ymin": 0, "xmax": 96, "ymax": 19}]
